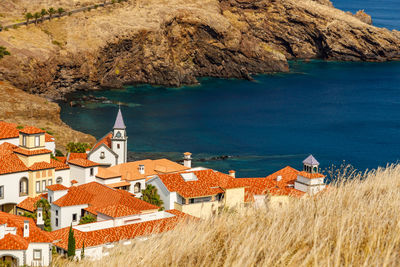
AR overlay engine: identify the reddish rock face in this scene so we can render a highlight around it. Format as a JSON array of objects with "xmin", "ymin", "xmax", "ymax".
[{"xmin": 0, "ymin": 0, "xmax": 398, "ymax": 99}]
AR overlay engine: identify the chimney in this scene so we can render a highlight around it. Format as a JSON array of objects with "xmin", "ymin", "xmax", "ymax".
[
  {"xmin": 229, "ymin": 170, "xmax": 236, "ymax": 178},
  {"xmin": 183, "ymin": 152, "xmax": 192, "ymax": 168},
  {"xmin": 138, "ymin": 164, "xmax": 145, "ymax": 175},
  {"xmin": 277, "ymin": 175, "xmax": 282, "ymax": 182},
  {"xmin": 23, "ymin": 220, "xmax": 29, "ymax": 238},
  {"xmin": 36, "ymin": 207, "xmax": 44, "ymax": 228}
]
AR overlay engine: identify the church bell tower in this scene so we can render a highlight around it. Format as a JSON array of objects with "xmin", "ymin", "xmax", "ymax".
[{"xmin": 111, "ymin": 107, "xmax": 128, "ymax": 164}]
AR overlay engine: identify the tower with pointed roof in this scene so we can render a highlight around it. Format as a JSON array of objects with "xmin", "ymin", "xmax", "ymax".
[
  {"xmin": 294, "ymin": 155, "xmax": 326, "ymax": 195},
  {"xmin": 111, "ymin": 107, "xmax": 128, "ymax": 165}
]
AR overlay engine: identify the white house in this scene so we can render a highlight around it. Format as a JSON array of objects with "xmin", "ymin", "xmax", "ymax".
[
  {"xmin": 86, "ymin": 108, "xmax": 128, "ymax": 167},
  {"xmin": 52, "ymin": 209, "xmax": 192, "ymax": 260},
  {"xmin": 49, "ymin": 182, "xmax": 160, "ymax": 231},
  {"xmin": 68, "ymin": 158, "xmax": 100, "ymax": 186},
  {"xmin": 0, "ymin": 211, "xmax": 53, "ymax": 266}
]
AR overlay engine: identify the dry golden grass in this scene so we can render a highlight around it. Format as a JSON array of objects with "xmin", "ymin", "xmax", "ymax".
[{"xmin": 58, "ymin": 164, "xmax": 400, "ymax": 267}]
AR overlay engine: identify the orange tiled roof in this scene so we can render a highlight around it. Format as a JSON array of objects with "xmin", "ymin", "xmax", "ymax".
[
  {"xmin": 29, "ymin": 161, "xmax": 54, "ymax": 171},
  {"xmin": 0, "ymin": 121, "xmax": 19, "ymax": 140},
  {"xmin": 68, "ymin": 153, "xmax": 87, "ymax": 161},
  {"xmin": 16, "ymin": 194, "xmax": 47, "ymax": 213},
  {"xmin": 298, "ymin": 171, "xmax": 325, "ymax": 179},
  {"xmin": 51, "ymin": 209, "xmax": 194, "ymax": 250},
  {"xmin": 96, "ymin": 168, "xmax": 121, "ymax": 179},
  {"xmin": 55, "ymin": 157, "xmax": 67, "ymax": 164},
  {"xmin": 0, "ymin": 143, "xmax": 28, "ymax": 175},
  {"xmin": 50, "ymin": 159, "xmax": 69, "ymax": 171},
  {"xmin": 0, "ymin": 212, "xmax": 52, "ymax": 250},
  {"xmin": 45, "ymin": 133, "xmax": 55, "ymax": 142},
  {"xmin": 232, "ymin": 166, "xmax": 306, "ymax": 201},
  {"xmin": 19, "ymin": 126, "xmax": 45, "ymax": 135},
  {"xmin": 47, "ymin": 184, "xmax": 68, "ymax": 191},
  {"xmin": 71, "ymin": 180, "xmax": 78, "ymax": 184},
  {"xmin": 68, "ymin": 158, "xmax": 99, "ymax": 168},
  {"xmin": 97, "ymin": 159, "xmax": 189, "ymax": 181},
  {"xmin": 53, "ymin": 182, "xmax": 158, "ymax": 217},
  {"xmin": 157, "ymin": 169, "xmax": 236, "ymax": 198},
  {"xmin": 13, "ymin": 147, "xmax": 52, "ymax": 156},
  {"xmin": 92, "ymin": 133, "xmax": 112, "ymax": 150},
  {"xmin": 107, "ymin": 181, "xmax": 131, "ymax": 188}
]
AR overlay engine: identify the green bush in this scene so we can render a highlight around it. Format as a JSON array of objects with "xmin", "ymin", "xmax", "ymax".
[{"xmin": 66, "ymin": 142, "xmax": 91, "ymax": 153}]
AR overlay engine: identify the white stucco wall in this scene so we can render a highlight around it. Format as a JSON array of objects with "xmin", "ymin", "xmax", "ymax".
[
  {"xmin": 0, "ymin": 138, "xmax": 19, "ymax": 147},
  {"xmin": 0, "ymin": 250, "xmax": 24, "ymax": 266},
  {"xmin": 54, "ymin": 169, "xmax": 70, "ymax": 187},
  {"xmin": 95, "ymin": 177, "xmax": 121, "ymax": 185},
  {"xmin": 147, "ymin": 177, "xmax": 175, "ymax": 210},
  {"xmin": 0, "ymin": 172, "xmax": 29, "ymax": 207},
  {"xmin": 26, "ymin": 243, "xmax": 52, "ymax": 266},
  {"xmin": 88, "ymin": 146, "xmax": 117, "ymax": 167},
  {"xmin": 69, "ymin": 165, "xmax": 98, "ymax": 185},
  {"xmin": 45, "ymin": 141, "xmax": 55, "ymax": 155},
  {"xmin": 129, "ymin": 179, "xmax": 146, "ymax": 198},
  {"xmin": 51, "ymin": 204, "xmax": 88, "ymax": 230}
]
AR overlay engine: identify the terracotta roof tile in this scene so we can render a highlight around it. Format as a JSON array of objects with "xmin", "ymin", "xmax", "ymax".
[
  {"xmin": 92, "ymin": 133, "xmax": 112, "ymax": 150},
  {"xmin": 51, "ymin": 209, "xmax": 194, "ymax": 250},
  {"xmin": 28, "ymin": 161, "xmax": 54, "ymax": 171},
  {"xmin": 13, "ymin": 147, "xmax": 52, "ymax": 156},
  {"xmin": 55, "ymin": 157, "xmax": 67, "ymax": 164},
  {"xmin": 45, "ymin": 133, "xmax": 55, "ymax": 142},
  {"xmin": 50, "ymin": 159, "xmax": 69, "ymax": 171},
  {"xmin": 0, "ymin": 121, "xmax": 19, "ymax": 140},
  {"xmin": 0, "ymin": 146, "xmax": 28, "ymax": 175},
  {"xmin": 97, "ymin": 159, "xmax": 189, "ymax": 181},
  {"xmin": 53, "ymin": 182, "xmax": 158, "ymax": 217},
  {"xmin": 107, "ymin": 181, "xmax": 131, "ymax": 188},
  {"xmin": 0, "ymin": 233, "xmax": 29, "ymax": 250},
  {"xmin": 19, "ymin": 126, "xmax": 45, "ymax": 135},
  {"xmin": 68, "ymin": 158, "xmax": 99, "ymax": 168},
  {"xmin": 0, "ymin": 212, "xmax": 52, "ymax": 249},
  {"xmin": 47, "ymin": 184, "xmax": 68, "ymax": 191},
  {"xmin": 157, "ymin": 170, "xmax": 231, "ymax": 198},
  {"xmin": 16, "ymin": 194, "xmax": 47, "ymax": 213},
  {"xmin": 68, "ymin": 153, "xmax": 88, "ymax": 161}
]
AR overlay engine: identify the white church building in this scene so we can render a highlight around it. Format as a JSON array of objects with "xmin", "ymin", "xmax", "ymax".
[{"xmin": 86, "ymin": 108, "xmax": 128, "ymax": 167}]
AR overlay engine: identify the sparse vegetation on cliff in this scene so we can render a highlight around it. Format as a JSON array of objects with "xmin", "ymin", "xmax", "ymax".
[
  {"xmin": 61, "ymin": 164, "xmax": 400, "ymax": 266},
  {"xmin": 0, "ymin": 46, "xmax": 10, "ymax": 59}
]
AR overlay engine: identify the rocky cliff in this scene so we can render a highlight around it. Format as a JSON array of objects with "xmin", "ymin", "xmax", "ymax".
[
  {"xmin": 0, "ymin": 0, "xmax": 399, "ymax": 99},
  {"xmin": 0, "ymin": 0, "xmax": 399, "ymax": 145}
]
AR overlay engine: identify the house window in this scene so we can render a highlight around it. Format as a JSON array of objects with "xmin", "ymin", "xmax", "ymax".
[
  {"xmin": 42, "ymin": 170, "xmax": 46, "ymax": 177},
  {"xmin": 134, "ymin": 182, "xmax": 141, "ymax": 193},
  {"xmin": 90, "ymin": 168, "xmax": 94, "ymax": 176},
  {"xmin": 48, "ymin": 170, "xmax": 52, "ymax": 176},
  {"xmin": 49, "ymin": 196, "xmax": 52, "ymax": 203},
  {"xmin": 33, "ymin": 249, "xmax": 42, "ymax": 260},
  {"xmin": 36, "ymin": 172, "xmax": 41, "ymax": 178},
  {"xmin": 56, "ymin": 177, "xmax": 63, "ymax": 184},
  {"xmin": 56, "ymin": 210, "xmax": 58, "ymax": 216},
  {"xmin": 0, "ymin": 186, "xmax": 4, "ymax": 199},
  {"xmin": 19, "ymin": 177, "xmax": 28, "ymax": 196},
  {"xmin": 117, "ymin": 144, "xmax": 120, "ymax": 149},
  {"xmin": 36, "ymin": 181, "xmax": 41, "ymax": 193},
  {"xmin": 22, "ymin": 135, "xmax": 26, "ymax": 147},
  {"xmin": 55, "ymin": 218, "xmax": 59, "ymax": 227},
  {"xmin": 72, "ymin": 213, "xmax": 77, "ymax": 222},
  {"xmin": 100, "ymin": 152, "xmax": 105, "ymax": 159},
  {"xmin": 48, "ymin": 179, "xmax": 52, "ymax": 186},
  {"xmin": 35, "ymin": 136, "xmax": 40, "ymax": 147},
  {"xmin": 42, "ymin": 180, "xmax": 47, "ymax": 192}
]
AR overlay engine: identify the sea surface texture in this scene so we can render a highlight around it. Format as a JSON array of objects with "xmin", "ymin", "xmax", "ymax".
[{"xmin": 60, "ymin": 0, "xmax": 400, "ymax": 177}]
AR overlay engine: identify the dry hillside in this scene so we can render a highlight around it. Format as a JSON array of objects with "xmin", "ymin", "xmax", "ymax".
[
  {"xmin": 61, "ymin": 164, "xmax": 400, "ymax": 266},
  {"xmin": 0, "ymin": 0, "xmax": 399, "ymax": 145},
  {"xmin": 0, "ymin": 81, "xmax": 95, "ymax": 152}
]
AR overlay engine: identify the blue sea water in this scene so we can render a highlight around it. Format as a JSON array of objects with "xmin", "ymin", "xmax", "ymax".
[{"xmin": 59, "ymin": 0, "xmax": 400, "ymax": 177}]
